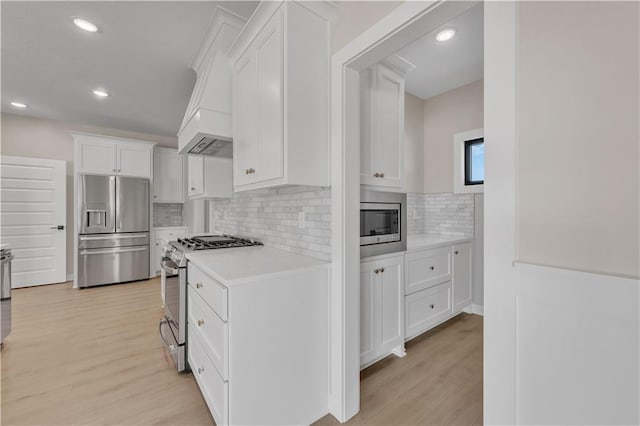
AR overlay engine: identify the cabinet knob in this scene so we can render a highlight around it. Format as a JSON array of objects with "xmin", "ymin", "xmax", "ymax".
[
  {"xmin": 373, "ymin": 173, "xmax": 379, "ymax": 178},
  {"xmin": 380, "ymin": 268, "xmax": 385, "ymax": 273},
  {"xmin": 429, "ymin": 266, "xmax": 435, "ymax": 270},
  {"xmin": 197, "ymin": 319, "xmax": 204, "ymax": 326},
  {"xmin": 196, "ymin": 282, "xmax": 203, "ymax": 289},
  {"xmin": 380, "ymin": 173, "xmax": 384, "ymax": 178},
  {"xmin": 191, "ymin": 187, "xmax": 196, "ymax": 191},
  {"xmin": 429, "ymin": 304, "xmax": 435, "ymax": 309},
  {"xmin": 250, "ymin": 168, "xmax": 255, "ymax": 174},
  {"xmin": 374, "ymin": 269, "xmax": 379, "ymax": 274},
  {"xmin": 197, "ymin": 367, "xmax": 205, "ymax": 374},
  {"xmin": 245, "ymin": 169, "xmax": 249, "ymax": 175},
  {"xmin": 454, "ymin": 250, "xmax": 459, "ymax": 255}
]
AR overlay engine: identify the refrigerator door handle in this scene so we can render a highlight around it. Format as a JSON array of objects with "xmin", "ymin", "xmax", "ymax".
[{"xmin": 115, "ymin": 176, "xmax": 121, "ymax": 232}]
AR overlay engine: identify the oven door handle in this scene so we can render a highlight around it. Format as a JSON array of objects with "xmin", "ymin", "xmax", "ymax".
[
  {"xmin": 161, "ymin": 259, "xmax": 179, "ymax": 275},
  {"xmin": 159, "ymin": 319, "xmax": 177, "ymax": 353}
]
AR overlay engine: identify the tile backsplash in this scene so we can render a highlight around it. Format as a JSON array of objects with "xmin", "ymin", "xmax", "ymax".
[
  {"xmin": 153, "ymin": 203, "xmax": 184, "ymax": 227},
  {"xmin": 210, "ymin": 186, "xmax": 331, "ymax": 261},
  {"xmin": 407, "ymin": 192, "xmax": 474, "ymax": 237}
]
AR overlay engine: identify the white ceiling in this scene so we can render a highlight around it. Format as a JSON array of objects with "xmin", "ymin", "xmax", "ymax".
[
  {"xmin": 396, "ymin": 4, "xmax": 483, "ymax": 100},
  {"xmin": 1, "ymin": 1, "xmax": 258, "ymax": 136}
]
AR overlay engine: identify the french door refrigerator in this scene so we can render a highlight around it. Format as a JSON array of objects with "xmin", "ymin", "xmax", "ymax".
[{"xmin": 77, "ymin": 175, "xmax": 150, "ymax": 288}]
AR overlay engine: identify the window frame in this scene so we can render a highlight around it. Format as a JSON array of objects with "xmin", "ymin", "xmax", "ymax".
[
  {"xmin": 464, "ymin": 137, "xmax": 485, "ymax": 186},
  {"xmin": 453, "ymin": 128, "xmax": 484, "ymax": 194}
]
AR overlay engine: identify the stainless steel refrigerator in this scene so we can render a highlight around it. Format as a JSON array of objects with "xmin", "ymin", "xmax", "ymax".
[{"xmin": 77, "ymin": 175, "xmax": 150, "ymax": 288}]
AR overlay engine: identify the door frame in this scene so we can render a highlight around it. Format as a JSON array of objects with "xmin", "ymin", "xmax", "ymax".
[{"xmin": 329, "ymin": 1, "xmax": 481, "ymax": 421}]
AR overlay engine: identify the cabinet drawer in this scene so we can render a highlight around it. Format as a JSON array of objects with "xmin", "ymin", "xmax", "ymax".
[
  {"xmin": 189, "ymin": 330, "xmax": 228, "ymax": 426},
  {"xmin": 405, "ymin": 281, "xmax": 453, "ymax": 340},
  {"xmin": 188, "ymin": 263, "xmax": 228, "ymax": 321},
  {"xmin": 405, "ymin": 247, "xmax": 451, "ymax": 295},
  {"xmin": 188, "ymin": 285, "xmax": 228, "ymax": 380}
]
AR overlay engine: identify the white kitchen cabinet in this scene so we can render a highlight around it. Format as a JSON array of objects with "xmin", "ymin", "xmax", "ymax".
[
  {"xmin": 452, "ymin": 242, "xmax": 473, "ymax": 314},
  {"xmin": 74, "ymin": 133, "xmax": 154, "ymax": 178},
  {"xmin": 187, "ymin": 155, "xmax": 232, "ymax": 200},
  {"xmin": 403, "ymin": 240, "xmax": 473, "ymax": 341},
  {"xmin": 360, "ymin": 56, "xmax": 415, "ymax": 190},
  {"xmin": 360, "ymin": 254, "xmax": 405, "ymax": 368},
  {"xmin": 186, "ymin": 248, "xmax": 329, "ymax": 425},
  {"xmin": 152, "ymin": 227, "xmax": 188, "ymax": 278},
  {"xmin": 153, "ymin": 148, "xmax": 184, "ymax": 203},
  {"xmin": 230, "ymin": 1, "xmax": 334, "ymax": 192}
]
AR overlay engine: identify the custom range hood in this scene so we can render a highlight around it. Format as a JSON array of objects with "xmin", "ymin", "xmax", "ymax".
[{"xmin": 177, "ymin": 8, "xmax": 247, "ymax": 156}]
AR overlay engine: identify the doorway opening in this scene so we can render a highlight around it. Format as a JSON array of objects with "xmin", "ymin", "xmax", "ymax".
[{"xmin": 328, "ymin": 1, "xmax": 485, "ymax": 422}]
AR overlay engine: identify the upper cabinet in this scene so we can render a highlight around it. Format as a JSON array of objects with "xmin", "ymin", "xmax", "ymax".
[
  {"xmin": 361, "ymin": 56, "xmax": 415, "ymax": 190},
  {"xmin": 74, "ymin": 133, "xmax": 154, "ymax": 178},
  {"xmin": 187, "ymin": 155, "xmax": 232, "ymax": 200},
  {"xmin": 153, "ymin": 147, "xmax": 184, "ymax": 203},
  {"xmin": 230, "ymin": 1, "xmax": 335, "ymax": 192}
]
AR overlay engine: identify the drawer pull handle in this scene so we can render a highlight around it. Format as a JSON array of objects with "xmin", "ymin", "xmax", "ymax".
[
  {"xmin": 379, "ymin": 173, "xmax": 384, "ymax": 178},
  {"xmin": 198, "ymin": 367, "xmax": 205, "ymax": 374},
  {"xmin": 430, "ymin": 304, "xmax": 435, "ymax": 309},
  {"xmin": 197, "ymin": 319, "xmax": 204, "ymax": 326},
  {"xmin": 374, "ymin": 269, "xmax": 379, "ymax": 274},
  {"xmin": 429, "ymin": 266, "xmax": 435, "ymax": 270},
  {"xmin": 380, "ymin": 268, "xmax": 385, "ymax": 273},
  {"xmin": 196, "ymin": 282, "xmax": 203, "ymax": 289}
]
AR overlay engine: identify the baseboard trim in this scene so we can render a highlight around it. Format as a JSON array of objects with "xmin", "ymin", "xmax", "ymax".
[{"xmin": 471, "ymin": 304, "xmax": 484, "ymax": 316}]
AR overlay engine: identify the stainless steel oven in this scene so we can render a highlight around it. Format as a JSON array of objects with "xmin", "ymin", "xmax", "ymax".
[
  {"xmin": 159, "ymin": 255, "xmax": 186, "ymax": 372},
  {"xmin": 360, "ymin": 190, "xmax": 406, "ymax": 257}
]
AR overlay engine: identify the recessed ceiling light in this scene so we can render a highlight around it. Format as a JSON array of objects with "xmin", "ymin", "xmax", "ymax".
[
  {"xmin": 435, "ymin": 28, "xmax": 456, "ymax": 42},
  {"xmin": 10, "ymin": 101, "xmax": 28, "ymax": 108},
  {"xmin": 93, "ymin": 89, "xmax": 109, "ymax": 98},
  {"xmin": 73, "ymin": 18, "xmax": 98, "ymax": 33}
]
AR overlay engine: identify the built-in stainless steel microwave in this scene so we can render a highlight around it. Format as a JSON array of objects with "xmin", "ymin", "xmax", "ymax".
[{"xmin": 360, "ymin": 190, "xmax": 407, "ymax": 257}]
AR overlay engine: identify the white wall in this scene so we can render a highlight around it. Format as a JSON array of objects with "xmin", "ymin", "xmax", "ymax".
[
  {"xmin": 485, "ymin": 2, "xmax": 639, "ymax": 424},
  {"xmin": 404, "ymin": 92, "xmax": 425, "ymax": 193},
  {"xmin": 333, "ymin": 1, "xmax": 403, "ymax": 53},
  {"xmin": 0, "ymin": 112, "xmax": 177, "ymax": 277},
  {"xmin": 516, "ymin": 1, "xmax": 639, "ymax": 278},
  {"xmin": 423, "ymin": 79, "xmax": 483, "ymax": 194}
]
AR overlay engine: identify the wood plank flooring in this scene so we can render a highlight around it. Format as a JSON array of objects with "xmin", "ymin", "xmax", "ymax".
[
  {"xmin": 1, "ymin": 278, "xmax": 482, "ymax": 425},
  {"xmin": 314, "ymin": 314, "xmax": 483, "ymax": 426}
]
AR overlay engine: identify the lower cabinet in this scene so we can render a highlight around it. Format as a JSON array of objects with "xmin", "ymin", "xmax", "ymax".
[
  {"xmin": 360, "ymin": 254, "xmax": 405, "ymax": 368},
  {"xmin": 186, "ymin": 260, "xmax": 329, "ymax": 425},
  {"xmin": 404, "ymin": 241, "xmax": 473, "ymax": 341}
]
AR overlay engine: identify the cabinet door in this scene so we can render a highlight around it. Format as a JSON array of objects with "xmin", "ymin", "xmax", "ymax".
[
  {"xmin": 188, "ymin": 156, "xmax": 204, "ymax": 197},
  {"xmin": 153, "ymin": 149, "xmax": 184, "ymax": 203},
  {"xmin": 254, "ymin": 9, "xmax": 284, "ymax": 183},
  {"xmin": 374, "ymin": 65, "xmax": 404, "ymax": 188},
  {"xmin": 78, "ymin": 139, "xmax": 118, "ymax": 175},
  {"xmin": 378, "ymin": 255, "xmax": 404, "ymax": 354},
  {"xmin": 117, "ymin": 143, "xmax": 152, "ymax": 178},
  {"xmin": 360, "ymin": 260, "xmax": 378, "ymax": 367},
  {"xmin": 234, "ymin": 48, "xmax": 258, "ymax": 187},
  {"xmin": 360, "ymin": 69, "xmax": 377, "ymax": 186},
  {"xmin": 452, "ymin": 242, "xmax": 473, "ymax": 313}
]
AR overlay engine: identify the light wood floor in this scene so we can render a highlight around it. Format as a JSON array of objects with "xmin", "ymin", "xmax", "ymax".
[
  {"xmin": 1, "ymin": 278, "xmax": 482, "ymax": 426},
  {"xmin": 314, "ymin": 313, "xmax": 483, "ymax": 425}
]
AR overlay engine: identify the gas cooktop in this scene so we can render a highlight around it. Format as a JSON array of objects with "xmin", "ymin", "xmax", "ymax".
[{"xmin": 174, "ymin": 235, "xmax": 262, "ymax": 251}]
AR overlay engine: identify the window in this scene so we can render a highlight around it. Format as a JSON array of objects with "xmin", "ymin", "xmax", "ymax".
[
  {"xmin": 453, "ymin": 128, "xmax": 484, "ymax": 193},
  {"xmin": 464, "ymin": 138, "xmax": 484, "ymax": 185}
]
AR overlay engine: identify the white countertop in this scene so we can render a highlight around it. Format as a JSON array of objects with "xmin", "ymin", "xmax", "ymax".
[
  {"xmin": 186, "ymin": 246, "xmax": 328, "ymax": 286},
  {"xmin": 407, "ymin": 234, "xmax": 473, "ymax": 252}
]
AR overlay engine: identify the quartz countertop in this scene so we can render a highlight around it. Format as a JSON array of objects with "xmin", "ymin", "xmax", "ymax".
[
  {"xmin": 407, "ymin": 234, "xmax": 473, "ymax": 252},
  {"xmin": 185, "ymin": 246, "xmax": 328, "ymax": 286}
]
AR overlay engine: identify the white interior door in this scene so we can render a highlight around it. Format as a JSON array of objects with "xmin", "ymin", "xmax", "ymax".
[{"xmin": 0, "ymin": 156, "xmax": 67, "ymax": 287}]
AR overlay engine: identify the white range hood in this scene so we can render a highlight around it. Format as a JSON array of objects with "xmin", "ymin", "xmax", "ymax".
[{"xmin": 177, "ymin": 8, "xmax": 247, "ymax": 156}]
